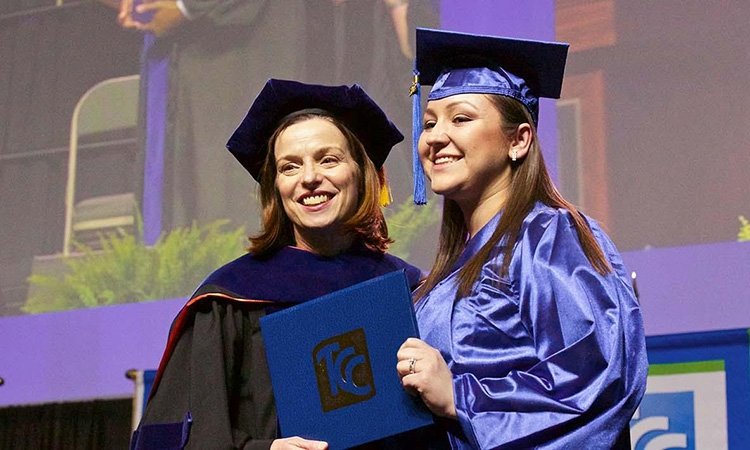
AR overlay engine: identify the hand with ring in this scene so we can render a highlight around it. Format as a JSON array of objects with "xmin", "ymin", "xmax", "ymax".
[{"xmin": 397, "ymin": 337, "xmax": 457, "ymax": 418}]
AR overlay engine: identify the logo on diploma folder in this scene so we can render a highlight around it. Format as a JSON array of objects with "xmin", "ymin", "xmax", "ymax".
[{"xmin": 313, "ymin": 328, "xmax": 376, "ymax": 412}]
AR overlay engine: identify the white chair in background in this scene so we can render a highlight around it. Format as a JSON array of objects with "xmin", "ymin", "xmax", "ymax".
[{"xmin": 62, "ymin": 74, "xmax": 140, "ymax": 256}]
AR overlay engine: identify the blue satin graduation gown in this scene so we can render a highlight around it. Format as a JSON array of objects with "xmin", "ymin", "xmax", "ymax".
[{"xmin": 415, "ymin": 203, "xmax": 647, "ymax": 449}]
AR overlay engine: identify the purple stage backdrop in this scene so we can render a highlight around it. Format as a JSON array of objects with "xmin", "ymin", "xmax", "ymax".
[
  {"xmin": 0, "ymin": 298, "xmax": 184, "ymax": 406},
  {"xmin": 622, "ymin": 242, "xmax": 750, "ymax": 335}
]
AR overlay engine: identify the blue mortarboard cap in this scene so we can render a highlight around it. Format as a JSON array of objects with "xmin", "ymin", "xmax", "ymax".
[
  {"xmin": 410, "ymin": 28, "xmax": 569, "ymax": 204},
  {"xmin": 416, "ymin": 27, "xmax": 569, "ymax": 124},
  {"xmin": 228, "ymin": 79, "xmax": 404, "ymax": 182}
]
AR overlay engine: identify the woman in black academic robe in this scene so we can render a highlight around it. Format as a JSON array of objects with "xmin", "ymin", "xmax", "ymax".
[{"xmin": 131, "ymin": 79, "xmax": 425, "ymax": 450}]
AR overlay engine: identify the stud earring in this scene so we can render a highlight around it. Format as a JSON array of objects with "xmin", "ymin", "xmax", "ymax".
[{"xmin": 511, "ymin": 149, "xmax": 518, "ymax": 162}]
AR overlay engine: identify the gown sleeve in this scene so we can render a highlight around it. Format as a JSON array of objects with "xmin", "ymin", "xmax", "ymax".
[
  {"xmin": 136, "ymin": 299, "xmax": 277, "ymax": 449},
  {"xmin": 450, "ymin": 210, "xmax": 647, "ymax": 449}
]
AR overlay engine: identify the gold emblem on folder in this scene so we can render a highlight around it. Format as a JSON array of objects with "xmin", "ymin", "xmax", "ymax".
[{"xmin": 313, "ymin": 328, "xmax": 376, "ymax": 412}]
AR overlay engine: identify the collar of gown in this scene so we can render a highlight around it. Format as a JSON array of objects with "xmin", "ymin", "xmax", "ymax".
[{"xmin": 452, "ymin": 211, "xmax": 503, "ymax": 271}]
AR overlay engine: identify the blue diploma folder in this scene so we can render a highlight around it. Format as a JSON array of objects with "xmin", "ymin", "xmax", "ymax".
[{"xmin": 260, "ymin": 270, "xmax": 433, "ymax": 449}]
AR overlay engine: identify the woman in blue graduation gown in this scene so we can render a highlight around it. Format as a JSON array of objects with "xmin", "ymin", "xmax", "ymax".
[
  {"xmin": 396, "ymin": 29, "xmax": 648, "ymax": 449},
  {"xmin": 131, "ymin": 79, "xmax": 422, "ymax": 450}
]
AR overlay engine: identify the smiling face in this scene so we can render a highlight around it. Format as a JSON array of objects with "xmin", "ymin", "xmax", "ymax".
[
  {"xmin": 273, "ymin": 117, "xmax": 360, "ymax": 245},
  {"xmin": 418, "ymin": 94, "xmax": 516, "ymax": 208}
]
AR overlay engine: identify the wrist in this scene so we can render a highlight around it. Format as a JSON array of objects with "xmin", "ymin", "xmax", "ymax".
[{"xmin": 384, "ymin": 0, "xmax": 408, "ymax": 10}]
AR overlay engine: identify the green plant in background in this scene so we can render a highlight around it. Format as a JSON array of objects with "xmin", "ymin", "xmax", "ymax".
[
  {"xmin": 25, "ymin": 220, "xmax": 246, "ymax": 314},
  {"xmin": 24, "ymin": 197, "xmax": 439, "ymax": 314},
  {"xmin": 386, "ymin": 196, "xmax": 440, "ymax": 260},
  {"xmin": 739, "ymin": 216, "xmax": 750, "ymax": 242}
]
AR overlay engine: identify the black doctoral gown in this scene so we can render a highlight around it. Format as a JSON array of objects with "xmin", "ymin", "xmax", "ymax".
[{"xmin": 131, "ymin": 246, "xmax": 430, "ymax": 449}]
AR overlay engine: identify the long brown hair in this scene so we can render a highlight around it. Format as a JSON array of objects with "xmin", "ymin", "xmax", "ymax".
[
  {"xmin": 415, "ymin": 95, "xmax": 611, "ymax": 299},
  {"xmin": 248, "ymin": 111, "xmax": 392, "ymax": 256}
]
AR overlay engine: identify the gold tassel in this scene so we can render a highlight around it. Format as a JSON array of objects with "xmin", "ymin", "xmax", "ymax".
[
  {"xmin": 408, "ymin": 72, "xmax": 419, "ymax": 97},
  {"xmin": 378, "ymin": 167, "xmax": 393, "ymax": 207}
]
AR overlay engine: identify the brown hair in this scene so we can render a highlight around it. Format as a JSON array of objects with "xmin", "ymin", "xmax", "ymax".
[
  {"xmin": 248, "ymin": 111, "xmax": 392, "ymax": 256},
  {"xmin": 415, "ymin": 94, "xmax": 611, "ymax": 299}
]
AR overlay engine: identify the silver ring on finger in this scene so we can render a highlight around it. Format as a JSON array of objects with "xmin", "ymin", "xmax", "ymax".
[{"xmin": 408, "ymin": 357, "xmax": 417, "ymax": 375}]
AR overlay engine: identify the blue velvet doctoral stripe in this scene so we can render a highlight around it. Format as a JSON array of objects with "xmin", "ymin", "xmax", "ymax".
[
  {"xmin": 130, "ymin": 411, "xmax": 192, "ymax": 450},
  {"xmin": 194, "ymin": 245, "xmax": 423, "ymax": 303},
  {"xmin": 415, "ymin": 203, "xmax": 647, "ymax": 449},
  {"xmin": 147, "ymin": 245, "xmax": 423, "ymax": 403}
]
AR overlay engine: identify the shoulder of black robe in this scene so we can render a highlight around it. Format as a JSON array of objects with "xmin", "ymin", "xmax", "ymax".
[
  {"xmin": 134, "ymin": 247, "xmax": 422, "ymax": 449},
  {"xmin": 148, "ymin": 245, "xmax": 423, "ymax": 405}
]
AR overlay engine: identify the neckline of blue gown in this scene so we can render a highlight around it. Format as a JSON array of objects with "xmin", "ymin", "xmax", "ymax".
[{"xmin": 452, "ymin": 211, "xmax": 503, "ymax": 272}]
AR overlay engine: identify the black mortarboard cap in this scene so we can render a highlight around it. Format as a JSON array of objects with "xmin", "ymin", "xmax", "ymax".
[{"xmin": 227, "ymin": 79, "xmax": 404, "ymax": 182}]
